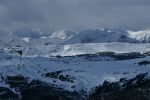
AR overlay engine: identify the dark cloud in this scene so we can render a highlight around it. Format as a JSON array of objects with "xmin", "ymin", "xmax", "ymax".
[{"xmin": 0, "ymin": 0, "xmax": 150, "ymax": 32}]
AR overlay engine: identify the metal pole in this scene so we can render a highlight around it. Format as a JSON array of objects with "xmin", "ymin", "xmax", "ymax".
[{"xmin": 20, "ymin": 55, "xmax": 21, "ymax": 66}]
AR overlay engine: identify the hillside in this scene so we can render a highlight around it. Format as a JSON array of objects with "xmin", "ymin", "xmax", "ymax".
[{"xmin": 1, "ymin": 28, "xmax": 150, "ymax": 99}]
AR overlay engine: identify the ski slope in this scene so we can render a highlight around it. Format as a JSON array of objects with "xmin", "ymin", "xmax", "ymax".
[
  {"xmin": 20, "ymin": 42, "xmax": 150, "ymax": 57},
  {"xmin": 0, "ymin": 53, "xmax": 150, "ymax": 92}
]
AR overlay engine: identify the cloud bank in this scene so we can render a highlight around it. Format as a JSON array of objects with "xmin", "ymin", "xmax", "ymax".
[{"xmin": 0, "ymin": 0, "xmax": 150, "ymax": 32}]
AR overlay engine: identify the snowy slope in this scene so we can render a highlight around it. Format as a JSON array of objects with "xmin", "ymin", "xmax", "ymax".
[
  {"xmin": 0, "ymin": 34, "xmax": 28, "ymax": 47},
  {"xmin": 19, "ymin": 42, "xmax": 150, "ymax": 57},
  {"xmin": 0, "ymin": 51, "xmax": 150, "ymax": 92},
  {"xmin": 128, "ymin": 30, "xmax": 150, "ymax": 42},
  {"xmin": 50, "ymin": 30, "xmax": 77, "ymax": 40}
]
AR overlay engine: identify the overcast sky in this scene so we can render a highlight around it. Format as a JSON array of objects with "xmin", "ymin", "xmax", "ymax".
[{"xmin": 0, "ymin": 0, "xmax": 150, "ymax": 32}]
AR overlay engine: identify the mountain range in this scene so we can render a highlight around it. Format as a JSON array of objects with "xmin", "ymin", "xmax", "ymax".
[{"xmin": 1, "ymin": 28, "xmax": 150, "ymax": 47}]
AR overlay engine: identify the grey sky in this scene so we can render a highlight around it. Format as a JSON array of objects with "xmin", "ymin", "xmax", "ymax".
[{"xmin": 0, "ymin": 0, "xmax": 150, "ymax": 32}]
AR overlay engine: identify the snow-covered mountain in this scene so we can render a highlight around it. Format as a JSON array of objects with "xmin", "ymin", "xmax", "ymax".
[
  {"xmin": 4, "ymin": 28, "xmax": 150, "ymax": 46},
  {"xmin": 0, "ymin": 34, "xmax": 28, "ymax": 47},
  {"xmin": 1, "ymin": 28, "xmax": 150, "ymax": 99},
  {"xmin": 63, "ymin": 28, "xmax": 131, "ymax": 44},
  {"xmin": 128, "ymin": 30, "xmax": 150, "ymax": 42},
  {"xmin": 50, "ymin": 30, "xmax": 77, "ymax": 40},
  {"xmin": 63, "ymin": 29, "xmax": 150, "ymax": 44},
  {"xmin": 12, "ymin": 29, "xmax": 44, "ymax": 39}
]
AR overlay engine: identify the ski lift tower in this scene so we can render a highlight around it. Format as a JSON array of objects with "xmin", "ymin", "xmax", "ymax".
[{"xmin": 17, "ymin": 49, "xmax": 23, "ymax": 66}]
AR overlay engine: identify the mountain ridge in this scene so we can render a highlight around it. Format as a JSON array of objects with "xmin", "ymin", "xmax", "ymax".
[{"xmin": 2, "ymin": 28, "xmax": 150, "ymax": 46}]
